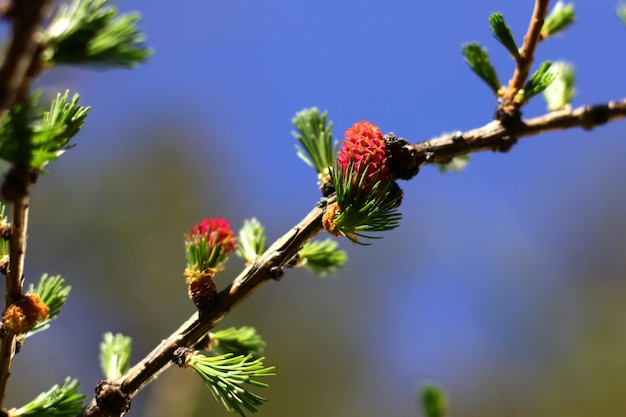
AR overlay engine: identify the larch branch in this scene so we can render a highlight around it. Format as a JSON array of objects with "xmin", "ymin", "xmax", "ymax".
[{"xmin": 0, "ymin": 0, "xmax": 50, "ymax": 409}]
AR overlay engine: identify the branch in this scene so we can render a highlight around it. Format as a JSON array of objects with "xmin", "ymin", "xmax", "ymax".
[
  {"xmin": 0, "ymin": 0, "xmax": 50, "ymax": 112},
  {"xmin": 80, "ymin": 96, "xmax": 626, "ymax": 417},
  {"xmin": 502, "ymin": 0, "xmax": 550, "ymax": 114},
  {"xmin": 0, "ymin": 170, "xmax": 30, "ymax": 407},
  {"xmin": 412, "ymin": 99, "xmax": 626, "ymax": 165},
  {"xmin": 0, "ymin": 0, "xmax": 51, "ymax": 409}
]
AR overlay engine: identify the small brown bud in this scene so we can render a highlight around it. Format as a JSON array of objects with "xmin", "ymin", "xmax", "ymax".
[
  {"xmin": 95, "ymin": 381, "xmax": 131, "ymax": 416},
  {"xmin": 172, "ymin": 346, "xmax": 193, "ymax": 368},
  {"xmin": 0, "ymin": 221, "xmax": 11, "ymax": 240},
  {"xmin": 1, "ymin": 168, "xmax": 29, "ymax": 203},
  {"xmin": 3, "ymin": 294, "xmax": 49, "ymax": 334},
  {"xmin": 185, "ymin": 269, "xmax": 217, "ymax": 311},
  {"xmin": 384, "ymin": 133, "xmax": 420, "ymax": 180},
  {"xmin": 322, "ymin": 202, "xmax": 342, "ymax": 237}
]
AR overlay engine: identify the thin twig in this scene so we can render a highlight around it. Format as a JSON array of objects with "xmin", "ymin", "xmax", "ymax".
[
  {"xmin": 502, "ymin": 0, "xmax": 551, "ymax": 114},
  {"xmin": 80, "ymin": 97, "xmax": 626, "ymax": 417}
]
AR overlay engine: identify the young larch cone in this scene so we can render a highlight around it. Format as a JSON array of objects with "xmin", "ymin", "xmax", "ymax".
[
  {"xmin": 337, "ymin": 121, "xmax": 389, "ymax": 189},
  {"xmin": 323, "ymin": 120, "xmax": 398, "ymax": 241},
  {"xmin": 184, "ymin": 217, "xmax": 236, "ymax": 311},
  {"xmin": 185, "ymin": 217, "xmax": 237, "ymax": 271}
]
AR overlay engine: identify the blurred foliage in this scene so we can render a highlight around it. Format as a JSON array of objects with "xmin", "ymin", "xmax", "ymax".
[
  {"xmin": 420, "ymin": 382, "xmax": 448, "ymax": 417},
  {"xmin": 100, "ymin": 332, "xmax": 132, "ymax": 380},
  {"xmin": 44, "ymin": 0, "xmax": 152, "ymax": 68}
]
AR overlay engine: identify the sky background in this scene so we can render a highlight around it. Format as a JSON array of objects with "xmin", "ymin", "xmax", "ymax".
[{"xmin": 5, "ymin": 1, "xmax": 626, "ymax": 417}]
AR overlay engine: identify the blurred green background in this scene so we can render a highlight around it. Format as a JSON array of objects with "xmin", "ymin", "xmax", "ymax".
[{"xmin": 4, "ymin": 1, "xmax": 626, "ymax": 416}]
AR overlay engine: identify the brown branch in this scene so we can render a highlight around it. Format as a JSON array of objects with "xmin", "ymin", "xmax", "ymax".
[
  {"xmin": 80, "ymin": 97, "xmax": 626, "ymax": 417},
  {"xmin": 412, "ymin": 99, "xmax": 626, "ymax": 165},
  {"xmin": 0, "ymin": 0, "xmax": 50, "ymax": 409},
  {"xmin": 0, "ymin": 175, "xmax": 30, "ymax": 407},
  {"xmin": 0, "ymin": 0, "xmax": 50, "ymax": 113},
  {"xmin": 501, "ymin": 0, "xmax": 551, "ymax": 115}
]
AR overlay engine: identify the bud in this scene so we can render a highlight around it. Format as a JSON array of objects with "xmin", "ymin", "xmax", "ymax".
[
  {"xmin": 184, "ymin": 217, "xmax": 236, "ymax": 310},
  {"xmin": 185, "ymin": 217, "xmax": 236, "ymax": 272},
  {"xmin": 2, "ymin": 294, "xmax": 49, "ymax": 334}
]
